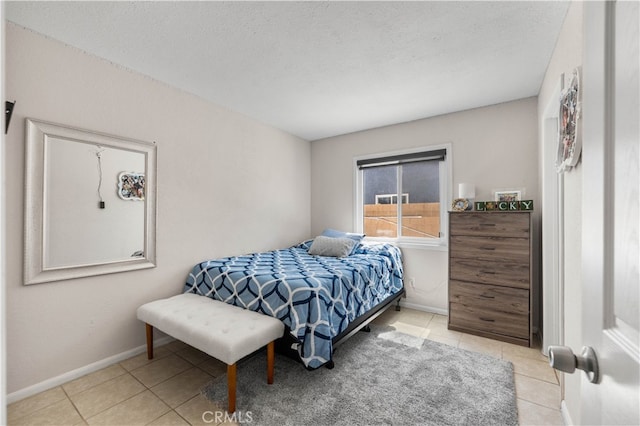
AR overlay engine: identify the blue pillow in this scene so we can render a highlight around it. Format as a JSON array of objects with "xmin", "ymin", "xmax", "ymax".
[{"xmin": 321, "ymin": 228, "xmax": 365, "ymax": 255}]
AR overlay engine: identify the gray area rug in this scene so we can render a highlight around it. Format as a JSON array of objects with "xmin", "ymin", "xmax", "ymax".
[{"xmin": 202, "ymin": 325, "xmax": 517, "ymax": 425}]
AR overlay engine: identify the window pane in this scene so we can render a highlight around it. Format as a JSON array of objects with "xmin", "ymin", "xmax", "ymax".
[
  {"xmin": 401, "ymin": 161, "xmax": 440, "ymax": 238},
  {"xmin": 363, "ymin": 165, "xmax": 398, "ymax": 238}
]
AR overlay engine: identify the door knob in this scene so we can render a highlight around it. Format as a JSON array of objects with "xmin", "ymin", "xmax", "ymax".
[{"xmin": 548, "ymin": 345, "xmax": 600, "ymax": 384}]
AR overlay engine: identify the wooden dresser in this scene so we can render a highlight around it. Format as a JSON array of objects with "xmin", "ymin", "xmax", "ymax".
[{"xmin": 448, "ymin": 211, "xmax": 532, "ymax": 347}]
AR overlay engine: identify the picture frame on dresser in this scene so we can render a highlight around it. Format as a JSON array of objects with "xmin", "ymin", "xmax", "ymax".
[{"xmin": 494, "ymin": 190, "xmax": 521, "ymax": 202}]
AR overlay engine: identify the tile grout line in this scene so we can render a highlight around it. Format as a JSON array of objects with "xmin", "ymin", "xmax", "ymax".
[
  {"xmin": 171, "ymin": 407, "xmax": 192, "ymax": 426},
  {"xmin": 516, "ymin": 397, "xmax": 563, "ymax": 412},
  {"xmin": 512, "ymin": 370, "xmax": 560, "ymax": 386},
  {"xmin": 60, "ymin": 384, "xmax": 86, "ymax": 425},
  {"xmin": 134, "ymin": 352, "xmax": 208, "ymax": 392},
  {"xmin": 139, "ymin": 353, "xmax": 217, "ymax": 425},
  {"xmin": 6, "ymin": 387, "xmax": 68, "ymax": 425},
  {"xmin": 82, "ymin": 374, "xmax": 149, "ymax": 424},
  {"xmin": 84, "ymin": 387, "xmax": 157, "ymax": 424}
]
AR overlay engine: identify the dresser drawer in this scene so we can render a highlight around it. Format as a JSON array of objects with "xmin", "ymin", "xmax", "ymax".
[
  {"xmin": 449, "ymin": 212, "xmax": 530, "ymax": 238},
  {"xmin": 449, "ymin": 280, "xmax": 529, "ymax": 314},
  {"xmin": 450, "ymin": 235, "xmax": 529, "ymax": 263},
  {"xmin": 449, "ymin": 257, "xmax": 529, "ymax": 289},
  {"xmin": 449, "ymin": 302, "xmax": 529, "ymax": 339}
]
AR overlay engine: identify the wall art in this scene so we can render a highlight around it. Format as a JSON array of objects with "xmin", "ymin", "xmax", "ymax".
[
  {"xmin": 118, "ymin": 172, "xmax": 145, "ymax": 200},
  {"xmin": 556, "ymin": 68, "xmax": 582, "ymax": 172}
]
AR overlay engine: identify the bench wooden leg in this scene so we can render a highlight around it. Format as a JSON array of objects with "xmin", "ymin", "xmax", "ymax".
[
  {"xmin": 227, "ymin": 363, "xmax": 236, "ymax": 413},
  {"xmin": 267, "ymin": 341, "xmax": 275, "ymax": 384},
  {"xmin": 145, "ymin": 323, "xmax": 154, "ymax": 360}
]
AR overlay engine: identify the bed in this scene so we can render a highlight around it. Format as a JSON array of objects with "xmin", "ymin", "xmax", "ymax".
[{"xmin": 183, "ymin": 238, "xmax": 404, "ymax": 369}]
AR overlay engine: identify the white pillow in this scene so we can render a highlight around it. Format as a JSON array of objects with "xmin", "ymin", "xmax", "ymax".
[{"xmin": 308, "ymin": 236, "xmax": 356, "ymax": 258}]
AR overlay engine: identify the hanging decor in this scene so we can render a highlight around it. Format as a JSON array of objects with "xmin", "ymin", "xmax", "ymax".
[
  {"xmin": 96, "ymin": 147, "xmax": 106, "ymax": 208},
  {"xmin": 118, "ymin": 172, "xmax": 145, "ymax": 200},
  {"xmin": 556, "ymin": 68, "xmax": 582, "ymax": 172}
]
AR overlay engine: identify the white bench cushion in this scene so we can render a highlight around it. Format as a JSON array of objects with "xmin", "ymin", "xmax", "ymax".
[{"xmin": 137, "ymin": 293, "xmax": 284, "ymax": 365}]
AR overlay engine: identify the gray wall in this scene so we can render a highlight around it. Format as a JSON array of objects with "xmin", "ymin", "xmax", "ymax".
[
  {"xmin": 311, "ymin": 97, "xmax": 539, "ymax": 314},
  {"xmin": 5, "ymin": 23, "xmax": 310, "ymax": 395}
]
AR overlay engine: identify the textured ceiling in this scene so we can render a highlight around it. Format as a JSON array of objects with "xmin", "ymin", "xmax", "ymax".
[{"xmin": 5, "ymin": 1, "xmax": 570, "ymax": 141}]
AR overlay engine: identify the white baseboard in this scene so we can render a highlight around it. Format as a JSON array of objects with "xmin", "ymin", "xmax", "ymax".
[
  {"xmin": 7, "ymin": 336, "xmax": 173, "ymax": 404},
  {"xmin": 399, "ymin": 301, "xmax": 448, "ymax": 317}
]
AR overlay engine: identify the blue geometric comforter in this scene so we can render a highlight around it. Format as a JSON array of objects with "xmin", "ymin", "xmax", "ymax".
[{"xmin": 183, "ymin": 240, "xmax": 403, "ymax": 369}]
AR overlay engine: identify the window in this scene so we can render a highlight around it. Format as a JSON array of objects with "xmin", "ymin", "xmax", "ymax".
[
  {"xmin": 355, "ymin": 146, "xmax": 450, "ymax": 247},
  {"xmin": 375, "ymin": 193, "xmax": 409, "ymax": 205}
]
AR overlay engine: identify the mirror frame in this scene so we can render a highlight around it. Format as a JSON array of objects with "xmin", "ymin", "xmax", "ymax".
[{"xmin": 24, "ymin": 118, "xmax": 157, "ymax": 284}]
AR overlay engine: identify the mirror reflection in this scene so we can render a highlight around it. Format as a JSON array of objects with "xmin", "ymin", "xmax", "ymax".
[
  {"xmin": 25, "ymin": 119, "xmax": 157, "ymax": 284},
  {"xmin": 44, "ymin": 137, "xmax": 146, "ymax": 268}
]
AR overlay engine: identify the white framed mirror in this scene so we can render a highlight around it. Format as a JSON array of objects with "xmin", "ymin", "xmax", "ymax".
[{"xmin": 24, "ymin": 119, "xmax": 157, "ymax": 284}]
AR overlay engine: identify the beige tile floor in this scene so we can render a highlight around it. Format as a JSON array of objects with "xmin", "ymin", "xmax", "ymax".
[{"xmin": 8, "ymin": 308, "xmax": 564, "ymax": 425}]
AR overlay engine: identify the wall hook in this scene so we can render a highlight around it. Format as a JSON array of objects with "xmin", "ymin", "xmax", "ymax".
[{"xmin": 5, "ymin": 100, "xmax": 16, "ymax": 134}]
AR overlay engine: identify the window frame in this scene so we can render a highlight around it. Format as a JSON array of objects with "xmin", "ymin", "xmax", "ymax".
[{"xmin": 353, "ymin": 143, "xmax": 452, "ymax": 250}]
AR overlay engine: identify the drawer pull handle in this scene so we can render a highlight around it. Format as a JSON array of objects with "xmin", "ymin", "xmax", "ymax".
[
  {"xmin": 482, "ymin": 247, "xmax": 496, "ymax": 251},
  {"xmin": 479, "ymin": 317, "xmax": 496, "ymax": 322},
  {"xmin": 479, "ymin": 223, "xmax": 496, "ymax": 226},
  {"xmin": 480, "ymin": 294, "xmax": 495, "ymax": 299},
  {"xmin": 480, "ymin": 270, "xmax": 496, "ymax": 275}
]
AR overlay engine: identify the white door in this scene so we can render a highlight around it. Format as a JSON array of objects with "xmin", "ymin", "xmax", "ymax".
[{"xmin": 582, "ymin": 1, "xmax": 639, "ymax": 424}]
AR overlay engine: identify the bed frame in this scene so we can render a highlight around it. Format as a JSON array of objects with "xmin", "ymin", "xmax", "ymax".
[{"xmin": 275, "ymin": 287, "xmax": 405, "ymax": 369}]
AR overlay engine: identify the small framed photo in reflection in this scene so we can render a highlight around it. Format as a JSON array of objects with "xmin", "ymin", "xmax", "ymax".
[{"xmin": 118, "ymin": 172, "xmax": 145, "ymax": 200}]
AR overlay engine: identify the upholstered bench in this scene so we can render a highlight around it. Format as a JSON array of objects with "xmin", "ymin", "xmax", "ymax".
[{"xmin": 137, "ymin": 293, "xmax": 284, "ymax": 413}]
